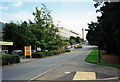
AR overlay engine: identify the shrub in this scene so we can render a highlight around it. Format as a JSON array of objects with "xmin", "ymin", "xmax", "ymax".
[
  {"xmin": 58, "ymin": 49, "xmax": 63, "ymax": 54},
  {"xmin": 63, "ymin": 49, "xmax": 66, "ymax": 53},
  {"xmin": 64, "ymin": 49, "xmax": 71, "ymax": 52},
  {"xmin": 77, "ymin": 45, "xmax": 82, "ymax": 48},
  {"xmin": 74, "ymin": 45, "xmax": 78, "ymax": 48},
  {"xmin": 32, "ymin": 52, "xmax": 46, "ymax": 58},
  {"xmin": 2, "ymin": 54, "xmax": 20, "ymax": 66},
  {"xmin": 46, "ymin": 51, "xmax": 54, "ymax": 56}
]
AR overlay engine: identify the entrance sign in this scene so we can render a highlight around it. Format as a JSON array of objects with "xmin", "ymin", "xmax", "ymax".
[{"xmin": 24, "ymin": 46, "xmax": 32, "ymax": 58}]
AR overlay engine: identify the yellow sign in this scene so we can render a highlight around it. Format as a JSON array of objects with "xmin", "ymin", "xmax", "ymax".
[
  {"xmin": 25, "ymin": 46, "xmax": 31, "ymax": 56},
  {"xmin": 0, "ymin": 41, "xmax": 13, "ymax": 45}
]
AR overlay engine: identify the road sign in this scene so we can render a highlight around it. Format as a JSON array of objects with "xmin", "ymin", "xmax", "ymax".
[{"xmin": 25, "ymin": 46, "xmax": 32, "ymax": 58}]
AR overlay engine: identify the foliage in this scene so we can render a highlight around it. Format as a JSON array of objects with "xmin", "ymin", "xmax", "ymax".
[
  {"xmin": 32, "ymin": 52, "xmax": 46, "ymax": 58},
  {"xmin": 74, "ymin": 45, "xmax": 82, "ymax": 49},
  {"xmin": 85, "ymin": 49, "xmax": 120, "ymax": 68},
  {"xmin": 2, "ymin": 54, "xmax": 20, "ymax": 65},
  {"xmin": 32, "ymin": 49, "xmax": 66, "ymax": 58},
  {"xmin": 3, "ymin": 4, "xmax": 64, "ymax": 52},
  {"xmin": 69, "ymin": 36, "xmax": 83, "ymax": 45},
  {"xmin": 86, "ymin": 2, "xmax": 120, "ymax": 54},
  {"xmin": 64, "ymin": 49, "xmax": 71, "ymax": 52},
  {"xmin": 77, "ymin": 45, "xmax": 82, "ymax": 48}
]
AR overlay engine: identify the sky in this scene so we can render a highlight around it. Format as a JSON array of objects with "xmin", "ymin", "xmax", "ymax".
[{"xmin": 0, "ymin": 0, "xmax": 101, "ymax": 40}]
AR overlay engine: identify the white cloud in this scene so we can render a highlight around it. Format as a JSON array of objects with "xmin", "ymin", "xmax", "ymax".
[
  {"xmin": 14, "ymin": 2, "xmax": 23, "ymax": 7},
  {"xmin": 0, "ymin": 6, "xmax": 8, "ymax": 10}
]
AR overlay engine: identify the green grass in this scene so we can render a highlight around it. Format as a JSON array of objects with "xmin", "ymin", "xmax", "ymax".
[{"xmin": 85, "ymin": 49, "xmax": 120, "ymax": 68}]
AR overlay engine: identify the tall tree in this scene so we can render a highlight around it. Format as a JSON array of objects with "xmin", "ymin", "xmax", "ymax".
[{"xmin": 87, "ymin": 1, "xmax": 120, "ymax": 54}]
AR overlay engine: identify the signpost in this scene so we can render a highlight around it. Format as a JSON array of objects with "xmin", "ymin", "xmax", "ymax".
[{"xmin": 24, "ymin": 46, "xmax": 32, "ymax": 59}]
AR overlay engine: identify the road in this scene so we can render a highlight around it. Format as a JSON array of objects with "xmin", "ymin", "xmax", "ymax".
[
  {"xmin": 2, "ymin": 44, "xmax": 93, "ymax": 80},
  {"xmin": 2, "ymin": 44, "xmax": 119, "ymax": 80}
]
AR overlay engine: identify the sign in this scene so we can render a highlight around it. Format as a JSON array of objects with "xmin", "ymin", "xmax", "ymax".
[
  {"xmin": 25, "ymin": 46, "xmax": 32, "ymax": 58},
  {"xmin": 0, "ymin": 41, "xmax": 13, "ymax": 45}
]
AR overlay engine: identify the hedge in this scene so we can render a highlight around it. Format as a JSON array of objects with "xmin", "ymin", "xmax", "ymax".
[
  {"xmin": 32, "ymin": 52, "xmax": 46, "ymax": 58},
  {"xmin": 32, "ymin": 49, "xmax": 67, "ymax": 58},
  {"xmin": 1, "ymin": 54, "xmax": 20, "ymax": 66},
  {"xmin": 64, "ymin": 49, "xmax": 71, "ymax": 52},
  {"xmin": 74, "ymin": 45, "xmax": 82, "ymax": 48},
  {"xmin": 77, "ymin": 45, "xmax": 82, "ymax": 48}
]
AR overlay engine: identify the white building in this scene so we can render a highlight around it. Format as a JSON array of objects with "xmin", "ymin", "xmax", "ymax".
[{"xmin": 59, "ymin": 27, "xmax": 81, "ymax": 39}]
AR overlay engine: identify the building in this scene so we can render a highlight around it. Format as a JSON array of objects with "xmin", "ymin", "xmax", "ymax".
[{"xmin": 59, "ymin": 27, "xmax": 81, "ymax": 39}]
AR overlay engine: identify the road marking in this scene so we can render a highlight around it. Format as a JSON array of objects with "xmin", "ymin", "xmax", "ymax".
[
  {"xmin": 30, "ymin": 63, "xmax": 65, "ymax": 80},
  {"xmin": 65, "ymin": 72, "xmax": 70, "ymax": 74},
  {"xmin": 73, "ymin": 72, "xmax": 96, "ymax": 80}
]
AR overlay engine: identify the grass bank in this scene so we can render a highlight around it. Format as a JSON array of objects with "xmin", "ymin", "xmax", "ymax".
[{"xmin": 85, "ymin": 48, "xmax": 120, "ymax": 68}]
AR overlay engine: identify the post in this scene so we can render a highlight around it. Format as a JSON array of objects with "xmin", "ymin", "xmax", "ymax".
[
  {"xmin": 98, "ymin": 47, "xmax": 101, "ymax": 63},
  {"xmin": 24, "ymin": 46, "xmax": 26, "ymax": 59}
]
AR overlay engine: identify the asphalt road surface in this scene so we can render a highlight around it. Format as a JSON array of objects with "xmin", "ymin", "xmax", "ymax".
[
  {"xmin": 2, "ymin": 44, "xmax": 119, "ymax": 80},
  {"xmin": 2, "ymin": 44, "xmax": 92, "ymax": 80}
]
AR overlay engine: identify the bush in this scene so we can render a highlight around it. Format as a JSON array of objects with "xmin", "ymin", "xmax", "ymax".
[
  {"xmin": 74, "ymin": 45, "xmax": 78, "ymax": 48},
  {"xmin": 62, "ymin": 49, "xmax": 66, "ymax": 53},
  {"xmin": 64, "ymin": 49, "xmax": 71, "ymax": 52},
  {"xmin": 2, "ymin": 54, "xmax": 20, "ymax": 66},
  {"xmin": 74, "ymin": 45, "xmax": 82, "ymax": 48},
  {"xmin": 32, "ymin": 49, "xmax": 68, "ymax": 58},
  {"xmin": 77, "ymin": 45, "xmax": 82, "ymax": 48},
  {"xmin": 46, "ymin": 51, "xmax": 54, "ymax": 56},
  {"xmin": 50, "ymin": 50, "xmax": 58, "ymax": 55},
  {"xmin": 32, "ymin": 52, "xmax": 46, "ymax": 58}
]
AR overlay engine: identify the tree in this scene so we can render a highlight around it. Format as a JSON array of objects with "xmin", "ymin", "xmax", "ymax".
[
  {"xmin": 3, "ymin": 4, "xmax": 64, "ymax": 52},
  {"xmin": 32, "ymin": 4, "xmax": 64, "ymax": 51},
  {"xmin": 3, "ymin": 21, "xmax": 37, "ymax": 51},
  {"xmin": 87, "ymin": 1, "xmax": 120, "ymax": 54}
]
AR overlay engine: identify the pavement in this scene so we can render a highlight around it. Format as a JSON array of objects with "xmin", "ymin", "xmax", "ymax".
[
  {"xmin": 2, "ymin": 44, "xmax": 120, "ymax": 81},
  {"xmin": 20, "ymin": 58, "xmax": 36, "ymax": 63},
  {"xmin": 2, "ymin": 44, "xmax": 92, "ymax": 80},
  {"xmin": 35, "ymin": 45, "xmax": 119, "ymax": 80}
]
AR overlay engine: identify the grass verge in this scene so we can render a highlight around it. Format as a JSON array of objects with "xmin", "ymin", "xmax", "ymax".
[{"xmin": 85, "ymin": 48, "xmax": 120, "ymax": 68}]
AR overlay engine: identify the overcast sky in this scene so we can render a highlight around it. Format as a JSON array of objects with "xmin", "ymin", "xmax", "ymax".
[{"xmin": 0, "ymin": 0, "xmax": 101, "ymax": 40}]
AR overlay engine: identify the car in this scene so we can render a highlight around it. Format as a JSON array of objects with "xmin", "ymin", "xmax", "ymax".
[
  {"xmin": 32, "ymin": 50, "xmax": 36, "ymax": 52},
  {"xmin": 0, "ymin": 50, "xmax": 6, "ymax": 54},
  {"xmin": 82, "ymin": 42, "xmax": 85, "ymax": 44},
  {"xmin": 12, "ymin": 50, "xmax": 23, "ymax": 56},
  {"xmin": 64, "ymin": 45, "xmax": 71, "ymax": 49}
]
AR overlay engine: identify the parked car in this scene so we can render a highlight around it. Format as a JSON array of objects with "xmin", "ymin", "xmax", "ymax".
[
  {"xmin": 31, "ymin": 50, "xmax": 36, "ymax": 52},
  {"xmin": 0, "ymin": 50, "xmax": 6, "ymax": 54},
  {"xmin": 82, "ymin": 42, "xmax": 85, "ymax": 44},
  {"xmin": 12, "ymin": 50, "xmax": 23, "ymax": 56},
  {"xmin": 64, "ymin": 45, "xmax": 71, "ymax": 49}
]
